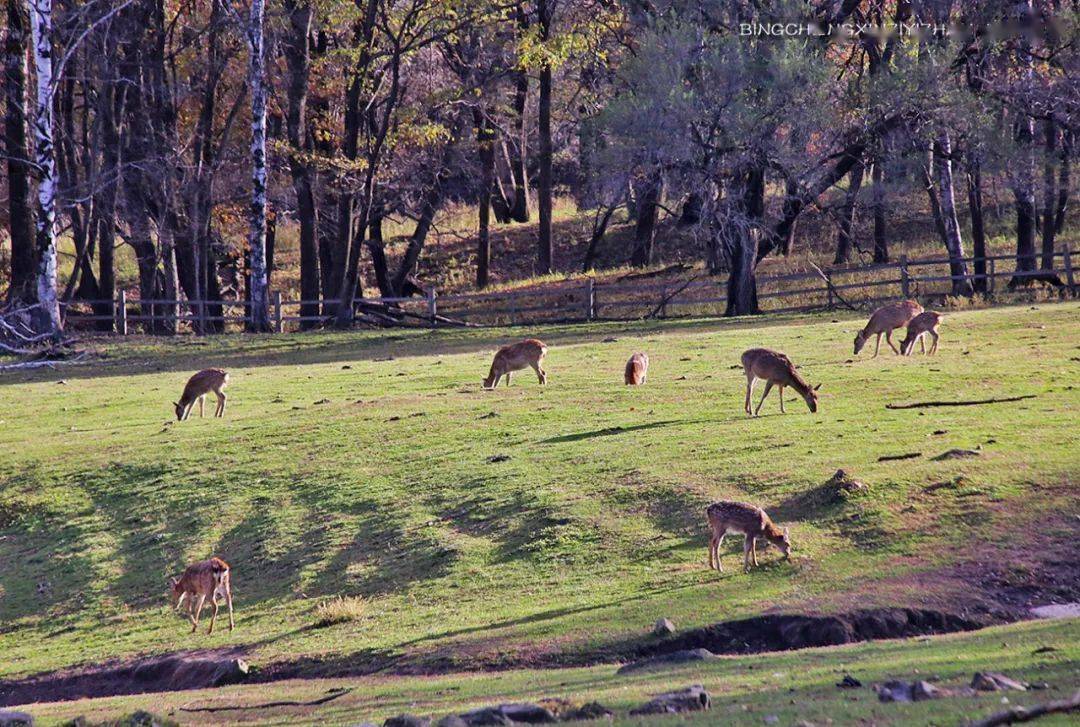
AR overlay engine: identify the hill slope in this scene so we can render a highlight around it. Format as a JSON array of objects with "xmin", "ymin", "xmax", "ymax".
[{"xmin": 1, "ymin": 303, "xmax": 1078, "ymax": 684}]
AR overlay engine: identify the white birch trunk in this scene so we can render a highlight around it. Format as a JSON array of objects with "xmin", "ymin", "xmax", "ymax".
[
  {"xmin": 933, "ymin": 133, "xmax": 973, "ymax": 296},
  {"xmin": 246, "ymin": 0, "xmax": 270, "ymax": 331},
  {"xmin": 29, "ymin": 0, "xmax": 62, "ymax": 336}
]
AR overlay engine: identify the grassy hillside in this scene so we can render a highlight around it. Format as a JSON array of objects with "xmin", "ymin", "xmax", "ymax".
[{"xmin": 1, "ymin": 303, "xmax": 1078, "ymax": 687}]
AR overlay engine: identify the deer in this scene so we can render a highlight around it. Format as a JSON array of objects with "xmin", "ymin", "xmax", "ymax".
[
  {"xmin": 169, "ymin": 557, "xmax": 234, "ymax": 634},
  {"xmin": 707, "ymin": 501, "xmax": 791, "ymax": 573},
  {"xmin": 482, "ymin": 339, "xmax": 548, "ymax": 389},
  {"xmin": 624, "ymin": 352, "xmax": 649, "ymax": 385},
  {"xmin": 741, "ymin": 348, "xmax": 820, "ymax": 416},
  {"xmin": 853, "ymin": 300, "xmax": 923, "ymax": 357},
  {"xmin": 174, "ymin": 368, "xmax": 229, "ymax": 421},
  {"xmin": 900, "ymin": 311, "xmax": 943, "ymax": 355}
]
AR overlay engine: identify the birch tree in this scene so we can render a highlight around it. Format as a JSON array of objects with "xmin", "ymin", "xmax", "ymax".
[
  {"xmin": 29, "ymin": 0, "xmax": 62, "ymax": 337},
  {"xmin": 245, "ymin": 0, "xmax": 270, "ymax": 331}
]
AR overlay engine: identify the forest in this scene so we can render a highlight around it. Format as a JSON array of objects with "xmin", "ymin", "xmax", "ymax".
[{"xmin": 0, "ymin": 0, "xmax": 1076, "ymax": 346}]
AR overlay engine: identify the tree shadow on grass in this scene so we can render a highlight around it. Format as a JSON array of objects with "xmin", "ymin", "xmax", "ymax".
[
  {"xmin": 306, "ymin": 497, "xmax": 457, "ymax": 599},
  {"xmin": 538, "ymin": 420, "xmax": 684, "ymax": 444}
]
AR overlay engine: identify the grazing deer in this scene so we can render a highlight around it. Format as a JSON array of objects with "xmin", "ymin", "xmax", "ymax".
[
  {"xmin": 900, "ymin": 311, "xmax": 943, "ymax": 355},
  {"xmin": 706, "ymin": 501, "xmax": 791, "ymax": 573},
  {"xmin": 741, "ymin": 348, "xmax": 820, "ymax": 416},
  {"xmin": 624, "ymin": 352, "xmax": 649, "ymax": 385},
  {"xmin": 482, "ymin": 339, "xmax": 548, "ymax": 389},
  {"xmin": 170, "ymin": 557, "xmax": 234, "ymax": 634},
  {"xmin": 174, "ymin": 368, "xmax": 229, "ymax": 421},
  {"xmin": 853, "ymin": 300, "xmax": 923, "ymax": 357}
]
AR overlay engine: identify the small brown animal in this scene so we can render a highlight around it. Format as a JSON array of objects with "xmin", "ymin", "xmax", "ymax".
[
  {"xmin": 706, "ymin": 501, "xmax": 791, "ymax": 573},
  {"xmin": 482, "ymin": 339, "xmax": 548, "ymax": 389},
  {"xmin": 741, "ymin": 348, "xmax": 820, "ymax": 416},
  {"xmin": 854, "ymin": 300, "xmax": 923, "ymax": 357},
  {"xmin": 900, "ymin": 311, "xmax": 943, "ymax": 355},
  {"xmin": 170, "ymin": 557, "xmax": 234, "ymax": 634},
  {"xmin": 624, "ymin": 352, "xmax": 649, "ymax": 385},
  {"xmin": 174, "ymin": 368, "xmax": 229, "ymax": 421}
]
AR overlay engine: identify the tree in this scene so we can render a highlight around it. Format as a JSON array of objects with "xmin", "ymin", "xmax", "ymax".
[
  {"xmin": 245, "ymin": 0, "xmax": 270, "ymax": 331},
  {"xmin": 4, "ymin": 0, "xmax": 35, "ymax": 304},
  {"xmin": 28, "ymin": 0, "xmax": 62, "ymax": 337}
]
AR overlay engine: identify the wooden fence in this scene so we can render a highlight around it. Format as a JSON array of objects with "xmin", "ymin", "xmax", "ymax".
[{"xmin": 59, "ymin": 246, "xmax": 1076, "ymax": 334}]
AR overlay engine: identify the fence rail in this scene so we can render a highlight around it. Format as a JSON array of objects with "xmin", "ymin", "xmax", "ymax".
[{"xmin": 58, "ymin": 246, "xmax": 1076, "ymax": 335}]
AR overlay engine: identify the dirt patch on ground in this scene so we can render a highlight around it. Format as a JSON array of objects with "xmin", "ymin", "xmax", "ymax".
[
  {"xmin": 0, "ymin": 648, "xmax": 246, "ymax": 708},
  {"xmin": 634, "ymin": 608, "xmax": 986, "ymax": 658}
]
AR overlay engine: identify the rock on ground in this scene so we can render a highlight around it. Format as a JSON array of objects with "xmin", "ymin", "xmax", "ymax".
[
  {"xmin": 652, "ymin": 618, "xmax": 676, "ymax": 636},
  {"xmin": 383, "ymin": 715, "xmax": 431, "ymax": 727},
  {"xmin": 874, "ymin": 680, "xmax": 949, "ymax": 703},
  {"xmin": 630, "ymin": 685, "xmax": 711, "ymax": 715},
  {"xmin": 972, "ymin": 672, "xmax": 1028, "ymax": 692},
  {"xmin": 0, "ymin": 710, "xmax": 33, "ymax": 727},
  {"xmin": 617, "ymin": 648, "xmax": 718, "ymax": 674}
]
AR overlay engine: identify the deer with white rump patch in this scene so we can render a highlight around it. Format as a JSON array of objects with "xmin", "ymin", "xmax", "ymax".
[
  {"xmin": 900, "ymin": 311, "xmax": 943, "ymax": 355},
  {"xmin": 170, "ymin": 557, "xmax": 234, "ymax": 634},
  {"xmin": 482, "ymin": 339, "xmax": 548, "ymax": 389},
  {"xmin": 624, "ymin": 352, "xmax": 649, "ymax": 385},
  {"xmin": 706, "ymin": 501, "xmax": 791, "ymax": 573},
  {"xmin": 853, "ymin": 300, "xmax": 923, "ymax": 357},
  {"xmin": 741, "ymin": 348, "xmax": 820, "ymax": 416},
  {"xmin": 174, "ymin": 368, "xmax": 229, "ymax": 421}
]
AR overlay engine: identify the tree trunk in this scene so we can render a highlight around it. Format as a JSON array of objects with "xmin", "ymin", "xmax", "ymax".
[
  {"xmin": 871, "ymin": 152, "xmax": 888, "ymax": 263},
  {"xmin": 677, "ymin": 193, "xmax": 702, "ymax": 228},
  {"xmin": 724, "ymin": 165, "xmax": 764, "ymax": 316},
  {"xmin": 283, "ymin": 0, "xmax": 321, "ymax": 327},
  {"xmin": 630, "ymin": 173, "xmax": 662, "ymax": 267},
  {"xmin": 967, "ymin": 157, "xmax": 987, "ymax": 293},
  {"xmin": 28, "ymin": 0, "xmax": 61, "ymax": 336},
  {"xmin": 4, "ymin": 0, "xmax": 36, "ymax": 304},
  {"xmin": 506, "ymin": 4, "xmax": 531, "ymax": 223},
  {"xmin": 1054, "ymin": 129, "xmax": 1071, "ymax": 234},
  {"xmin": 834, "ymin": 158, "xmax": 865, "ymax": 264},
  {"xmin": 1009, "ymin": 0, "xmax": 1038, "ymax": 286},
  {"xmin": 932, "ymin": 134, "xmax": 973, "ymax": 296},
  {"xmin": 536, "ymin": 0, "xmax": 553, "ymax": 274},
  {"xmin": 245, "ymin": 0, "xmax": 270, "ymax": 331},
  {"xmin": 475, "ymin": 109, "xmax": 494, "ymax": 288},
  {"xmin": 1040, "ymin": 120, "xmax": 1057, "ymax": 270}
]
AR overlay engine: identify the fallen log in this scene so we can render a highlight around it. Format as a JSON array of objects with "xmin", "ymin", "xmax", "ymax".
[
  {"xmin": 886, "ymin": 395, "xmax": 1036, "ymax": 410},
  {"xmin": 969, "ymin": 688, "xmax": 1080, "ymax": 727},
  {"xmin": 179, "ymin": 687, "xmax": 353, "ymax": 713}
]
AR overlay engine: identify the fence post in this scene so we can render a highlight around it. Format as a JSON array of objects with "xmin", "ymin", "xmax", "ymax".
[
  {"xmin": 427, "ymin": 287, "xmax": 438, "ymax": 327},
  {"xmin": 117, "ymin": 291, "xmax": 127, "ymax": 335},
  {"xmin": 988, "ymin": 258, "xmax": 996, "ymax": 295},
  {"xmin": 899, "ymin": 255, "xmax": 910, "ymax": 298},
  {"xmin": 584, "ymin": 278, "xmax": 595, "ymax": 321},
  {"xmin": 1064, "ymin": 244, "xmax": 1075, "ymax": 294},
  {"xmin": 272, "ymin": 291, "xmax": 283, "ymax": 333}
]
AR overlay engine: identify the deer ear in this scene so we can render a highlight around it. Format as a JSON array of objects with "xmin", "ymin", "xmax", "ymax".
[{"xmin": 813, "ymin": 383, "xmax": 822, "ymax": 391}]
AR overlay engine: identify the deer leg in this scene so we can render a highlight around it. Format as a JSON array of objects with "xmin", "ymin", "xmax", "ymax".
[
  {"xmin": 885, "ymin": 330, "xmax": 900, "ymax": 355},
  {"xmin": 506, "ymin": 372, "xmax": 512, "ymax": 386},
  {"xmin": 751, "ymin": 538, "xmax": 759, "ymax": 567},
  {"xmin": 743, "ymin": 537, "xmax": 754, "ymax": 572},
  {"xmin": 872, "ymin": 333, "xmax": 882, "ymax": 357},
  {"xmin": 919, "ymin": 334, "xmax": 926, "ymax": 354},
  {"xmin": 715, "ymin": 532, "xmax": 725, "ymax": 572},
  {"xmin": 191, "ymin": 593, "xmax": 206, "ymax": 633},
  {"xmin": 708, "ymin": 533, "xmax": 716, "ymax": 570},
  {"xmin": 744, "ymin": 377, "xmax": 754, "ymax": 415},
  {"xmin": 226, "ymin": 587, "xmax": 234, "ymax": 631},
  {"xmin": 217, "ymin": 391, "xmax": 227, "ymax": 417},
  {"xmin": 198, "ymin": 396, "xmax": 205, "ymax": 418},
  {"xmin": 533, "ymin": 363, "xmax": 547, "ymax": 385},
  {"xmin": 779, "ymin": 386, "xmax": 785, "ymax": 414},
  {"xmin": 754, "ymin": 382, "xmax": 773, "ymax": 416},
  {"xmin": 208, "ymin": 599, "xmax": 219, "ymax": 634},
  {"xmin": 930, "ymin": 331, "xmax": 939, "ymax": 354}
]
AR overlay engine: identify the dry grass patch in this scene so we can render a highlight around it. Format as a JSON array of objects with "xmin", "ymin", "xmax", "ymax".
[{"xmin": 312, "ymin": 596, "xmax": 367, "ymax": 628}]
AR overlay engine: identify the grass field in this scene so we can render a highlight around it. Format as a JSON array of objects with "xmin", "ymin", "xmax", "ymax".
[{"xmin": 1, "ymin": 301, "xmax": 1078, "ymax": 722}]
